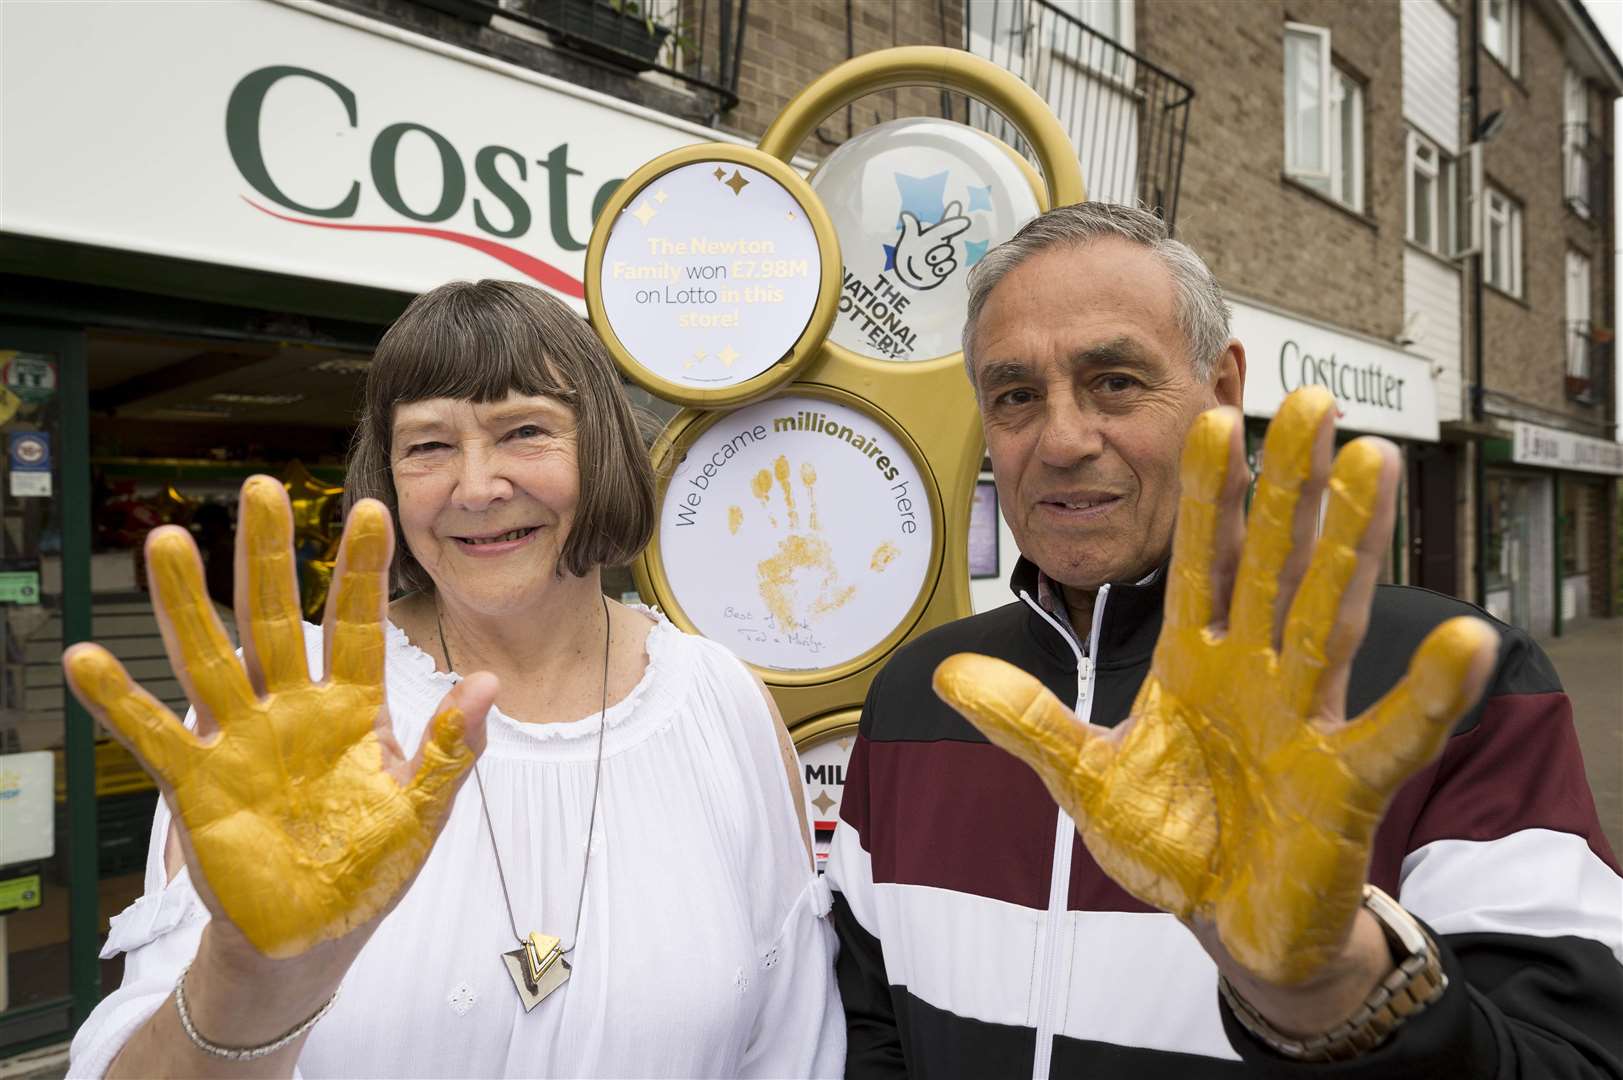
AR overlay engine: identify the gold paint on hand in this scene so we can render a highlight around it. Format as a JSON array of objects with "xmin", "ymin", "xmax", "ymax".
[
  {"xmin": 933, "ymin": 388, "xmax": 1498, "ymax": 984},
  {"xmin": 63, "ymin": 476, "xmax": 484, "ymax": 959}
]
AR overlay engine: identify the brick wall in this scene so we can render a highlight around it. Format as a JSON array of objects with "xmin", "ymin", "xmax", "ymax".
[
  {"xmin": 721, "ymin": 0, "xmax": 961, "ymax": 149},
  {"xmin": 1472, "ymin": 0, "xmax": 1612, "ymax": 432},
  {"xmin": 1135, "ymin": 0, "xmax": 1407, "ymax": 342},
  {"xmin": 332, "ymin": 0, "xmax": 963, "ymax": 161}
]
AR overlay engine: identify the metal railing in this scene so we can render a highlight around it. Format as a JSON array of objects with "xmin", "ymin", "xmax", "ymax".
[
  {"xmin": 1566, "ymin": 320, "xmax": 1593, "ymax": 401},
  {"xmin": 415, "ymin": 0, "xmax": 746, "ymax": 111},
  {"xmin": 958, "ymin": 0, "xmax": 1193, "ymax": 229}
]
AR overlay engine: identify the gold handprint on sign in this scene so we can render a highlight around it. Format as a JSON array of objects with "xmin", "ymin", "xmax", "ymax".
[
  {"xmin": 63, "ymin": 476, "xmax": 489, "ymax": 959},
  {"xmin": 932, "ymin": 388, "xmax": 1498, "ymax": 985},
  {"xmin": 728, "ymin": 453, "xmax": 897, "ymax": 632}
]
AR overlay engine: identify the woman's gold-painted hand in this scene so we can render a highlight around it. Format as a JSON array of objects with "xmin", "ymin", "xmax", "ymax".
[
  {"xmin": 934, "ymin": 387, "xmax": 1498, "ymax": 985},
  {"xmin": 64, "ymin": 476, "xmax": 494, "ymax": 959}
]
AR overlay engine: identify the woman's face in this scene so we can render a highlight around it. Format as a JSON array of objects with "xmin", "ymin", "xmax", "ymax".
[{"xmin": 390, "ymin": 390, "xmax": 581, "ymax": 616}]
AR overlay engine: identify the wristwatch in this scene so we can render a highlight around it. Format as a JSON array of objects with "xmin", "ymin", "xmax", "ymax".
[{"xmin": 1218, "ymin": 885, "xmax": 1449, "ymax": 1062}]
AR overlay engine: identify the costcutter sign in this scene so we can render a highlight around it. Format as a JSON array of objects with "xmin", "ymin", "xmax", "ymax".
[
  {"xmin": 1231, "ymin": 300, "xmax": 1440, "ymax": 442},
  {"xmin": 0, "ymin": 0, "xmax": 746, "ymax": 310}
]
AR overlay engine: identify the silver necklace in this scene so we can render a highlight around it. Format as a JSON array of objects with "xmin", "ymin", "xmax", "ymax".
[{"xmin": 436, "ymin": 594, "xmax": 610, "ymax": 1012}]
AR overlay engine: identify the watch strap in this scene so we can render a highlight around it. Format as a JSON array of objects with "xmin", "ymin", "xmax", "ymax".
[{"xmin": 1218, "ymin": 885, "xmax": 1448, "ymax": 1062}]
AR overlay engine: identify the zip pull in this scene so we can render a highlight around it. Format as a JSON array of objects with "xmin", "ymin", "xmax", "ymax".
[{"xmin": 1077, "ymin": 656, "xmax": 1094, "ymax": 699}]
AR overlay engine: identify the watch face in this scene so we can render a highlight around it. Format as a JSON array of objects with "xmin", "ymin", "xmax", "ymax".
[{"xmin": 809, "ymin": 117, "xmax": 1042, "ymax": 363}]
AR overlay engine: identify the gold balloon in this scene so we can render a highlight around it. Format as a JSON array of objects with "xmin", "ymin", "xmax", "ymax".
[
  {"xmin": 282, "ymin": 460, "xmax": 344, "ymax": 547},
  {"xmin": 155, "ymin": 482, "xmax": 199, "ymax": 526},
  {"xmin": 64, "ymin": 478, "xmax": 477, "ymax": 958},
  {"xmin": 300, "ymin": 536, "xmax": 341, "ymax": 621},
  {"xmin": 933, "ymin": 387, "xmax": 1497, "ymax": 986}
]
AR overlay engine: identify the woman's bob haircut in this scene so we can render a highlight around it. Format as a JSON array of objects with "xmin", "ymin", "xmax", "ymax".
[{"xmin": 345, "ymin": 279, "xmax": 656, "ymax": 595}]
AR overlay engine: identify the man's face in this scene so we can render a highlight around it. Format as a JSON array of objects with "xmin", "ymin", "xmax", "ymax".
[{"xmin": 970, "ymin": 238, "xmax": 1241, "ymax": 596}]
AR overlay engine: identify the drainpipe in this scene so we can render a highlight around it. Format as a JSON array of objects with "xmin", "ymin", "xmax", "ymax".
[{"xmin": 1469, "ymin": 0, "xmax": 1488, "ymax": 609}]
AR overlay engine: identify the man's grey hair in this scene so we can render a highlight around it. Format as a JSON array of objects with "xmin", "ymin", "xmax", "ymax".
[{"xmin": 961, "ymin": 202, "xmax": 1232, "ymax": 381}]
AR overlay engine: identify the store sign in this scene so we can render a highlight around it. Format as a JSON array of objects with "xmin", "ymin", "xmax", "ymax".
[
  {"xmin": 1231, "ymin": 300, "xmax": 1439, "ymax": 442},
  {"xmin": 656, "ymin": 395, "xmax": 936, "ymax": 672},
  {"xmin": 0, "ymin": 0, "xmax": 747, "ymax": 310},
  {"xmin": 0, "ymin": 752, "xmax": 56, "ymax": 866},
  {"xmin": 1510, "ymin": 422, "xmax": 1623, "ymax": 475},
  {"xmin": 7, "ymin": 431, "xmax": 52, "ymax": 498}
]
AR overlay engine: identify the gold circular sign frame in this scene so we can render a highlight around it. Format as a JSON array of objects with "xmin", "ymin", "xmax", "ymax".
[
  {"xmin": 634, "ymin": 381, "xmax": 946, "ymax": 688},
  {"xmin": 585, "ymin": 143, "xmax": 843, "ymax": 409}
]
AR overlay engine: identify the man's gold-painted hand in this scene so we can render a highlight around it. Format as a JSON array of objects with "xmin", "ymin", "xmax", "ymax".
[
  {"xmin": 934, "ymin": 388, "xmax": 1498, "ymax": 985},
  {"xmin": 64, "ymin": 476, "xmax": 493, "ymax": 959}
]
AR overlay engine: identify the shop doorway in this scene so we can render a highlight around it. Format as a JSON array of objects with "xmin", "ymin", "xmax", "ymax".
[
  {"xmin": 1, "ymin": 323, "xmax": 91, "ymax": 1052},
  {"xmin": 1407, "ymin": 443, "xmax": 1459, "ymax": 596},
  {"xmin": 2, "ymin": 324, "xmax": 375, "ymax": 1055}
]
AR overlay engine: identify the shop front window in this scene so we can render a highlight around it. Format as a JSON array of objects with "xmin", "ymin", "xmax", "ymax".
[{"xmin": 1560, "ymin": 480, "xmax": 1588, "ymax": 576}]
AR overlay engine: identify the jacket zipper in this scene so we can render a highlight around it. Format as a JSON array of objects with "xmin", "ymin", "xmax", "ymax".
[{"xmin": 1018, "ymin": 586, "xmax": 1110, "ymax": 1080}]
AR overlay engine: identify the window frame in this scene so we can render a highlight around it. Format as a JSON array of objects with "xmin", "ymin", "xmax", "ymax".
[
  {"xmin": 1482, "ymin": 0, "xmax": 1519, "ymax": 76},
  {"xmin": 1283, "ymin": 23, "xmax": 1364, "ymax": 214},
  {"xmin": 1564, "ymin": 68, "xmax": 1591, "ymax": 215},
  {"xmin": 1407, "ymin": 131, "xmax": 1458, "ymax": 255},
  {"xmin": 1566, "ymin": 249, "xmax": 1592, "ymax": 394},
  {"xmin": 1284, "ymin": 22, "xmax": 1333, "ymax": 184},
  {"xmin": 1483, "ymin": 186, "xmax": 1522, "ymax": 297}
]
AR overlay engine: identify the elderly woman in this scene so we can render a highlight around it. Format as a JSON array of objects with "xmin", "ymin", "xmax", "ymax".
[{"xmin": 64, "ymin": 281, "xmax": 842, "ymax": 1078}]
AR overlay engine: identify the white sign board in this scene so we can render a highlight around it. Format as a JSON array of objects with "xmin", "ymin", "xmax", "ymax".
[
  {"xmin": 1231, "ymin": 300, "xmax": 1440, "ymax": 442},
  {"xmin": 1510, "ymin": 422, "xmax": 1623, "ymax": 475},
  {"xmin": 598, "ymin": 161, "xmax": 823, "ymax": 389},
  {"xmin": 657, "ymin": 395, "xmax": 936, "ymax": 672},
  {"xmin": 0, "ymin": 752, "xmax": 56, "ymax": 865},
  {"xmin": 0, "ymin": 0, "xmax": 740, "ymax": 310},
  {"xmin": 799, "ymin": 731, "xmax": 855, "ymax": 874}
]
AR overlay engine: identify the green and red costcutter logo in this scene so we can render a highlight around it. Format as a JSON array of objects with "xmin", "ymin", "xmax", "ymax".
[{"xmin": 226, "ymin": 66, "xmax": 629, "ymax": 298}]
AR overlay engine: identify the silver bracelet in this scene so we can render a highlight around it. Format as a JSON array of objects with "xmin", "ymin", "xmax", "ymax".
[{"xmin": 173, "ymin": 962, "xmax": 340, "ymax": 1062}]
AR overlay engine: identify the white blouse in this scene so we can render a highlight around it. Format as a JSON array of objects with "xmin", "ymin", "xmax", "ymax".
[{"xmin": 70, "ymin": 612, "xmax": 844, "ymax": 1079}]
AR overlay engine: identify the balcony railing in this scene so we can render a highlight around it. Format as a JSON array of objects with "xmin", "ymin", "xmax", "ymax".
[
  {"xmin": 1566, "ymin": 320, "xmax": 1593, "ymax": 401},
  {"xmin": 416, "ymin": 0, "xmax": 745, "ymax": 110},
  {"xmin": 959, "ymin": 0, "xmax": 1194, "ymax": 230},
  {"xmin": 1563, "ymin": 122, "xmax": 1611, "ymax": 224}
]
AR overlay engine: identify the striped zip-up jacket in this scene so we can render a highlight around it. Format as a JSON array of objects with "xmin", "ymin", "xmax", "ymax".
[{"xmin": 827, "ymin": 558, "xmax": 1623, "ymax": 1078}]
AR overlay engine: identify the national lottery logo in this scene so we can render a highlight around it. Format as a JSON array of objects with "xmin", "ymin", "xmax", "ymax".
[{"xmin": 810, "ymin": 117, "xmax": 1041, "ymax": 363}]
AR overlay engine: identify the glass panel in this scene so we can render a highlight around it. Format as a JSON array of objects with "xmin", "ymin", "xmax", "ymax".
[
  {"xmin": 1285, "ymin": 31, "xmax": 1324, "ymax": 175},
  {"xmin": 1440, "ymin": 158, "xmax": 1456, "ymax": 252},
  {"xmin": 1488, "ymin": 217, "xmax": 1505, "ymax": 287},
  {"xmin": 1337, "ymin": 74, "xmax": 1359, "ymax": 209},
  {"xmin": 0, "ymin": 345, "xmax": 71, "ymax": 1016},
  {"xmin": 1413, "ymin": 167, "xmax": 1434, "ymax": 247},
  {"xmin": 1483, "ymin": 0, "xmax": 1506, "ymax": 60}
]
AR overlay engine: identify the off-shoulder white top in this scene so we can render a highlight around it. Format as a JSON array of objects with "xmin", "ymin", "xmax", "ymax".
[{"xmin": 70, "ymin": 611, "xmax": 843, "ymax": 1078}]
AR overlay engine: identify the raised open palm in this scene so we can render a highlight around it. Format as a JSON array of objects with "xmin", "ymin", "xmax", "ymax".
[
  {"xmin": 64, "ymin": 476, "xmax": 492, "ymax": 959},
  {"xmin": 934, "ymin": 387, "xmax": 1497, "ymax": 985}
]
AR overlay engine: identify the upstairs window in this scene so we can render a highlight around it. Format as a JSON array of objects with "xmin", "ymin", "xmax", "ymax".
[
  {"xmin": 1564, "ymin": 68, "xmax": 1592, "ymax": 215},
  {"xmin": 1284, "ymin": 23, "xmax": 1364, "ymax": 213},
  {"xmin": 1482, "ymin": 0, "xmax": 1519, "ymax": 75},
  {"xmin": 1407, "ymin": 132, "xmax": 1457, "ymax": 254},
  {"xmin": 1483, "ymin": 187, "xmax": 1522, "ymax": 297},
  {"xmin": 1566, "ymin": 250, "xmax": 1592, "ymax": 398}
]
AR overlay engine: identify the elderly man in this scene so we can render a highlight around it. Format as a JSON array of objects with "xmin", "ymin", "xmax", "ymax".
[{"xmin": 826, "ymin": 203, "xmax": 1622, "ymax": 1078}]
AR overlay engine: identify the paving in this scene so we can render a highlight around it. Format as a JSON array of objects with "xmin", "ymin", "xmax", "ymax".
[{"xmin": 1541, "ymin": 616, "xmax": 1623, "ymax": 857}]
